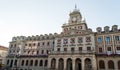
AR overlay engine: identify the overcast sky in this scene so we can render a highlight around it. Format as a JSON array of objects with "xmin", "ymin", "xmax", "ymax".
[{"xmin": 0, "ymin": 0, "xmax": 120, "ymax": 47}]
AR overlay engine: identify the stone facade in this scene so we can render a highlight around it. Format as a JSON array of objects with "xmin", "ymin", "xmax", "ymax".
[
  {"xmin": 6, "ymin": 7, "xmax": 120, "ymax": 70},
  {"xmin": 0, "ymin": 45, "xmax": 8, "ymax": 69},
  {"xmin": 96, "ymin": 25, "xmax": 120, "ymax": 70}
]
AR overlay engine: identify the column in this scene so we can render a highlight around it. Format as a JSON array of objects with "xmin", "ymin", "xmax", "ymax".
[
  {"xmin": 64, "ymin": 58, "xmax": 67, "ymax": 70},
  {"xmin": 82, "ymin": 58, "xmax": 85, "ymax": 70},
  {"xmin": 105, "ymin": 59, "xmax": 108, "ymax": 70},
  {"xmin": 92, "ymin": 57, "xmax": 97, "ymax": 70},
  {"xmin": 114, "ymin": 60, "xmax": 118, "ymax": 70},
  {"xmin": 56, "ymin": 58, "xmax": 58, "ymax": 70},
  {"xmin": 72, "ymin": 58, "xmax": 75, "ymax": 70},
  {"xmin": 43, "ymin": 59, "xmax": 45, "ymax": 70},
  {"xmin": 47, "ymin": 58, "xmax": 51, "ymax": 69}
]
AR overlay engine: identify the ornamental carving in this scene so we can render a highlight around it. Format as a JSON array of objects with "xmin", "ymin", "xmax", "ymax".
[
  {"xmin": 78, "ymin": 37, "xmax": 83, "ymax": 43},
  {"xmin": 63, "ymin": 38, "xmax": 68, "ymax": 45},
  {"xmin": 57, "ymin": 39, "xmax": 61, "ymax": 44},
  {"xmin": 86, "ymin": 37, "xmax": 91, "ymax": 42}
]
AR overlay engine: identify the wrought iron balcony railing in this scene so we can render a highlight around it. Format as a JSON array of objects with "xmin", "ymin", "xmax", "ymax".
[{"xmin": 49, "ymin": 50, "xmax": 95, "ymax": 55}]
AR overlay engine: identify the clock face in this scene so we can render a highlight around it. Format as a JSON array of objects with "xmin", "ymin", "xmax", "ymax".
[{"xmin": 72, "ymin": 17, "xmax": 77, "ymax": 22}]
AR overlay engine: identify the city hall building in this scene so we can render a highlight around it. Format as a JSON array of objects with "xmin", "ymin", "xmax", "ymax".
[{"xmin": 6, "ymin": 7, "xmax": 120, "ymax": 70}]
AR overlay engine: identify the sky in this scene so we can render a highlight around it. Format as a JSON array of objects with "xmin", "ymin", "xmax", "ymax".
[{"xmin": 0, "ymin": 0, "xmax": 120, "ymax": 47}]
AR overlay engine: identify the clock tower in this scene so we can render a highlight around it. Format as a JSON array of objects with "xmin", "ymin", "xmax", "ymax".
[
  {"xmin": 62, "ymin": 6, "xmax": 89, "ymax": 35},
  {"xmin": 69, "ymin": 6, "xmax": 82, "ymax": 24}
]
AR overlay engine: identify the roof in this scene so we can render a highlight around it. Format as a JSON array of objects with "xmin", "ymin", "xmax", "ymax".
[{"xmin": 0, "ymin": 45, "xmax": 8, "ymax": 51}]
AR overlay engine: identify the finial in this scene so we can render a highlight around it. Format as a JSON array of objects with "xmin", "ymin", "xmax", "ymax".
[
  {"xmin": 73, "ymin": 4, "xmax": 79, "ymax": 12},
  {"xmin": 75, "ymin": 4, "xmax": 77, "ymax": 10}
]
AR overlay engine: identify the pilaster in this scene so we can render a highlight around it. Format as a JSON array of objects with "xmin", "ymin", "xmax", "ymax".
[
  {"xmin": 82, "ymin": 58, "xmax": 85, "ymax": 70},
  {"xmin": 56, "ymin": 58, "xmax": 58, "ymax": 70},
  {"xmin": 72, "ymin": 58, "xmax": 75, "ymax": 70},
  {"xmin": 64, "ymin": 58, "xmax": 67, "ymax": 70}
]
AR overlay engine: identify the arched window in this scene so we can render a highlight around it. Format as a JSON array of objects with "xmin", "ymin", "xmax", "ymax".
[
  {"xmin": 51, "ymin": 58, "xmax": 56, "ymax": 69},
  {"xmin": 44, "ymin": 60, "xmax": 48, "ymax": 66},
  {"xmin": 99, "ymin": 60, "xmax": 105, "ymax": 69},
  {"xmin": 118, "ymin": 60, "xmax": 120, "ymax": 69},
  {"xmin": 7, "ymin": 60, "xmax": 9, "ymax": 65},
  {"xmin": 14, "ymin": 60, "xmax": 17, "ymax": 65},
  {"xmin": 108, "ymin": 60, "xmax": 114, "ymax": 69},
  {"xmin": 58, "ymin": 58, "xmax": 64, "ymax": 70},
  {"xmin": 39, "ymin": 60, "xmax": 43, "ymax": 66},
  {"xmin": 21, "ymin": 60, "xmax": 24, "ymax": 66},
  {"xmin": 35, "ymin": 60, "xmax": 38, "ymax": 66},
  {"xmin": 30, "ymin": 60, "xmax": 33, "ymax": 66},
  {"xmin": 85, "ymin": 58, "xmax": 92, "ymax": 70},
  {"xmin": 26, "ymin": 60, "xmax": 28, "ymax": 66},
  {"xmin": 10, "ymin": 60, "xmax": 13, "ymax": 67}
]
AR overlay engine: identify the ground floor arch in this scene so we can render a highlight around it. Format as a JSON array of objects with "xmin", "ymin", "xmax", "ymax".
[
  {"xmin": 58, "ymin": 58, "xmax": 64, "ymax": 70},
  {"xmin": 75, "ymin": 58, "xmax": 81, "ymax": 70},
  {"xmin": 48, "ymin": 54, "xmax": 97, "ymax": 70},
  {"xmin": 51, "ymin": 58, "xmax": 56, "ymax": 69},
  {"xmin": 85, "ymin": 58, "xmax": 92, "ymax": 70},
  {"xmin": 66, "ymin": 58, "xmax": 72, "ymax": 70}
]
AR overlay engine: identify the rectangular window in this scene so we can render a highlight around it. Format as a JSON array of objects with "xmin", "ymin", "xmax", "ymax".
[
  {"xmin": 71, "ymin": 48, "xmax": 74, "ymax": 51},
  {"xmin": 107, "ymin": 47, "xmax": 111, "ymax": 51},
  {"xmin": 115, "ymin": 36, "xmax": 120, "ymax": 41},
  {"xmin": 57, "ymin": 48, "xmax": 60, "ymax": 51},
  {"xmin": 64, "ymin": 48, "xmax": 67, "ymax": 51},
  {"xmin": 47, "ymin": 42, "xmax": 49, "ymax": 46},
  {"xmin": 38, "ymin": 43, "xmax": 40, "ymax": 46},
  {"xmin": 46, "ymin": 50, "xmax": 49, "ymax": 54},
  {"xmin": 117, "ymin": 47, "xmax": 120, "ymax": 50},
  {"xmin": 98, "ymin": 38, "xmax": 102, "ymax": 43},
  {"xmin": 106, "ymin": 37, "xmax": 110, "ymax": 42},
  {"xmin": 42, "ymin": 42, "xmax": 44, "ymax": 46},
  {"xmin": 37, "ymin": 51, "xmax": 39, "ymax": 55},
  {"xmin": 87, "ymin": 47, "xmax": 91, "ymax": 51},
  {"xmin": 99, "ymin": 48, "xmax": 103, "ymax": 53},
  {"xmin": 79, "ymin": 47, "xmax": 82, "ymax": 51},
  {"xmin": 41, "ymin": 50, "xmax": 44, "ymax": 54}
]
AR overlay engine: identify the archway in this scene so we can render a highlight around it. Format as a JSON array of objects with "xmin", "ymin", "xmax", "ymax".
[
  {"xmin": 108, "ymin": 60, "xmax": 114, "ymax": 69},
  {"xmin": 99, "ymin": 60, "xmax": 105, "ymax": 69},
  {"xmin": 67, "ymin": 58, "xmax": 72, "ymax": 70},
  {"xmin": 51, "ymin": 58, "xmax": 56, "ymax": 69},
  {"xmin": 75, "ymin": 58, "xmax": 81, "ymax": 70},
  {"xmin": 118, "ymin": 60, "xmax": 120, "ymax": 69},
  {"xmin": 58, "ymin": 58, "xmax": 64, "ymax": 70},
  {"xmin": 85, "ymin": 58, "xmax": 92, "ymax": 70}
]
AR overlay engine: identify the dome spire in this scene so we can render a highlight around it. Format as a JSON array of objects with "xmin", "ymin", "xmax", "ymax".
[
  {"xmin": 73, "ymin": 4, "xmax": 79, "ymax": 12},
  {"xmin": 75, "ymin": 4, "xmax": 77, "ymax": 10}
]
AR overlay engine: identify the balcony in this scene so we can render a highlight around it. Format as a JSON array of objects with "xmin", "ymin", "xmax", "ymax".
[
  {"xmin": 96, "ymin": 52, "xmax": 120, "ymax": 56},
  {"xmin": 20, "ymin": 54, "xmax": 48, "ymax": 57},
  {"xmin": 6, "ymin": 54, "xmax": 48, "ymax": 58},
  {"xmin": 49, "ymin": 50, "xmax": 95, "ymax": 55}
]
